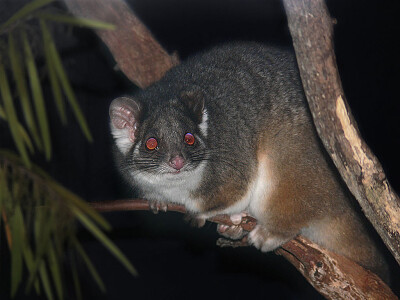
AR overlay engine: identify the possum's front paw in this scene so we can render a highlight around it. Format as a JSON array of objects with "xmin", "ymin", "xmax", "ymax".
[
  {"xmin": 248, "ymin": 225, "xmax": 291, "ymax": 252},
  {"xmin": 149, "ymin": 200, "xmax": 168, "ymax": 214},
  {"xmin": 217, "ymin": 213, "xmax": 248, "ymax": 240}
]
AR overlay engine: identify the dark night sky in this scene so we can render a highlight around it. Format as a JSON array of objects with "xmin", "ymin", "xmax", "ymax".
[{"xmin": 1, "ymin": 0, "xmax": 400, "ymax": 299}]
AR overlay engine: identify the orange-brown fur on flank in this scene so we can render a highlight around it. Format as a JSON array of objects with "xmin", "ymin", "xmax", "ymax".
[{"xmin": 253, "ymin": 114, "xmax": 389, "ymax": 281}]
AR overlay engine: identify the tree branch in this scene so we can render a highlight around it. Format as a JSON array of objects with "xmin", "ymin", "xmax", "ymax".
[
  {"xmin": 276, "ymin": 237, "xmax": 396, "ymax": 299},
  {"xmin": 282, "ymin": 0, "xmax": 400, "ymax": 266},
  {"xmin": 62, "ymin": 0, "xmax": 178, "ymax": 88},
  {"xmin": 91, "ymin": 199, "xmax": 257, "ymax": 231},
  {"xmin": 92, "ymin": 199, "xmax": 397, "ymax": 299}
]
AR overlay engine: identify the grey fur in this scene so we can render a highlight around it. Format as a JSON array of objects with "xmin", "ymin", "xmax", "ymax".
[{"xmin": 110, "ymin": 42, "xmax": 389, "ymax": 282}]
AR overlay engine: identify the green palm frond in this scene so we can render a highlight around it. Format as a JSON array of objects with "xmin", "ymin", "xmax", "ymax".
[
  {"xmin": 8, "ymin": 31, "xmax": 43, "ymax": 150},
  {"xmin": 0, "ymin": 0, "xmax": 55, "ymax": 33},
  {"xmin": 0, "ymin": 57, "xmax": 31, "ymax": 167},
  {"xmin": 0, "ymin": 1, "xmax": 133, "ymax": 300},
  {"xmin": 21, "ymin": 27, "xmax": 52, "ymax": 160},
  {"xmin": 0, "ymin": 0, "xmax": 115, "ymax": 163},
  {"xmin": 40, "ymin": 19, "xmax": 93, "ymax": 142},
  {"xmin": 0, "ymin": 151, "xmax": 137, "ymax": 299}
]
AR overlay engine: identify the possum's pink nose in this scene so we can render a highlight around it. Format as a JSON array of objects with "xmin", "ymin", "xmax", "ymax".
[{"xmin": 169, "ymin": 156, "xmax": 185, "ymax": 170}]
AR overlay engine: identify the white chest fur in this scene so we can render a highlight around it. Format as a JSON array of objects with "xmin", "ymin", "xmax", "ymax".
[{"xmin": 131, "ymin": 161, "xmax": 207, "ymax": 212}]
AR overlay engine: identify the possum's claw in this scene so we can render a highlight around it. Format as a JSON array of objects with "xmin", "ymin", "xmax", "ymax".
[{"xmin": 149, "ymin": 200, "xmax": 168, "ymax": 214}]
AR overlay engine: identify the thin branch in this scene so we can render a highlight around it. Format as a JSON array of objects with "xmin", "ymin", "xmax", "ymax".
[
  {"xmin": 91, "ymin": 199, "xmax": 257, "ymax": 232},
  {"xmin": 282, "ymin": 0, "xmax": 400, "ymax": 266}
]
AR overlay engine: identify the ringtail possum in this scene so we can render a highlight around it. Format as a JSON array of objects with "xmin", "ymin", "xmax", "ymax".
[{"xmin": 110, "ymin": 42, "xmax": 389, "ymax": 281}]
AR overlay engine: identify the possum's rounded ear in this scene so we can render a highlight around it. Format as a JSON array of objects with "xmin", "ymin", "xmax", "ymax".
[
  {"xmin": 109, "ymin": 97, "xmax": 142, "ymax": 153},
  {"xmin": 180, "ymin": 88, "xmax": 205, "ymax": 122}
]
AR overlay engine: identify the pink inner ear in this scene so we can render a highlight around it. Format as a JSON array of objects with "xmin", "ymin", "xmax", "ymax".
[{"xmin": 111, "ymin": 105, "xmax": 138, "ymax": 142}]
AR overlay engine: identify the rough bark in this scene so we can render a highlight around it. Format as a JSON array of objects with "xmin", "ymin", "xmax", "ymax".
[
  {"xmin": 62, "ymin": 0, "xmax": 178, "ymax": 88},
  {"xmin": 282, "ymin": 0, "xmax": 400, "ymax": 266},
  {"xmin": 277, "ymin": 237, "xmax": 397, "ymax": 299}
]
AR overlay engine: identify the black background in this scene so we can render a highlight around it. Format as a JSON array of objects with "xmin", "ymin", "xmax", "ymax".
[{"xmin": 1, "ymin": 0, "xmax": 400, "ymax": 299}]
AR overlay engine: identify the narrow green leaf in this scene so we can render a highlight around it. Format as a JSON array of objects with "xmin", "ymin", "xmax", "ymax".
[
  {"xmin": 73, "ymin": 207, "xmax": 137, "ymax": 276},
  {"xmin": 0, "ymin": 104, "xmax": 6, "ymax": 119},
  {"xmin": 34, "ymin": 207, "xmax": 44, "ymax": 253},
  {"xmin": 27, "ymin": 206, "xmax": 49, "ymax": 292},
  {"xmin": 0, "ymin": 168, "xmax": 10, "ymax": 253},
  {"xmin": 34, "ymin": 206, "xmax": 53, "ymax": 263},
  {"xmin": 10, "ymin": 204, "xmax": 42, "ymax": 294},
  {"xmin": 0, "ymin": 168, "xmax": 12, "ymax": 215},
  {"xmin": 22, "ymin": 236, "xmax": 41, "ymax": 294},
  {"xmin": 70, "ymin": 255, "xmax": 82, "ymax": 300},
  {"xmin": 39, "ymin": 262, "xmax": 54, "ymax": 300},
  {"xmin": 40, "ymin": 19, "xmax": 67, "ymax": 125},
  {"xmin": 74, "ymin": 240, "xmax": 106, "ymax": 292},
  {"xmin": 41, "ymin": 21, "xmax": 93, "ymax": 142},
  {"xmin": 21, "ymin": 29, "xmax": 52, "ymax": 160},
  {"xmin": 0, "ymin": 106, "xmax": 34, "ymax": 154},
  {"xmin": 10, "ymin": 204, "xmax": 24, "ymax": 297},
  {"xmin": 29, "ymin": 206, "xmax": 50, "ymax": 286},
  {"xmin": 0, "ymin": 56, "xmax": 31, "ymax": 168},
  {"xmin": 9, "ymin": 32, "xmax": 42, "ymax": 149},
  {"xmin": 0, "ymin": 0, "xmax": 55, "ymax": 32},
  {"xmin": 12, "ymin": 174, "xmax": 21, "ymax": 200},
  {"xmin": 18, "ymin": 123, "xmax": 35, "ymax": 154},
  {"xmin": 0, "ymin": 167, "xmax": 5, "ymax": 209},
  {"xmin": 48, "ymin": 241, "xmax": 63, "ymax": 300},
  {"xmin": 37, "ymin": 13, "xmax": 116, "ymax": 30}
]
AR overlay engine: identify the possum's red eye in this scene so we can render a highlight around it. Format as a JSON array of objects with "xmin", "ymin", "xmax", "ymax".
[
  {"xmin": 184, "ymin": 133, "xmax": 195, "ymax": 145},
  {"xmin": 145, "ymin": 138, "xmax": 158, "ymax": 150}
]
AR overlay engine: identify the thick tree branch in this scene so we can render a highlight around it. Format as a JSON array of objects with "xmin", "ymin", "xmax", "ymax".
[
  {"xmin": 276, "ymin": 237, "xmax": 396, "ymax": 299},
  {"xmin": 282, "ymin": 0, "xmax": 400, "ymax": 266},
  {"xmin": 62, "ymin": 0, "xmax": 178, "ymax": 88}
]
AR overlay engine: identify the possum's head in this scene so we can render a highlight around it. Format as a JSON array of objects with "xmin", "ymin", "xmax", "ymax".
[{"xmin": 109, "ymin": 89, "xmax": 208, "ymax": 181}]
